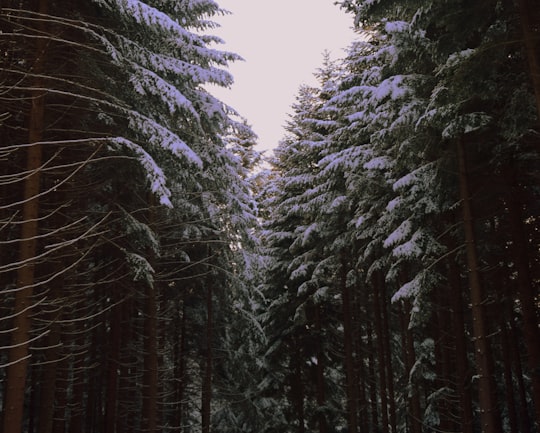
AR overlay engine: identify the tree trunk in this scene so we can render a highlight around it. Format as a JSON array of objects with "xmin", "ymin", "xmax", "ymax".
[
  {"xmin": 366, "ymin": 322, "xmax": 379, "ymax": 433},
  {"xmin": 516, "ymin": 0, "xmax": 540, "ymax": 118},
  {"xmin": 142, "ymin": 280, "xmax": 159, "ymax": 433},
  {"xmin": 500, "ymin": 322, "xmax": 519, "ymax": 433},
  {"xmin": 457, "ymin": 138, "xmax": 502, "ymax": 433},
  {"xmin": 504, "ymin": 167, "xmax": 540, "ymax": 429},
  {"xmin": 380, "ymin": 287, "xmax": 396, "ymax": 433},
  {"xmin": 448, "ymin": 260, "xmax": 474, "ymax": 433},
  {"xmin": 341, "ymin": 254, "xmax": 358, "ymax": 433},
  {"xmin": 372, "ymin": 272, "xmax": 389, "ymax": 433},
  {"xmin": 201, "ymin": 284, "xmax": 213, "ymax": 433},
  {"xmin": 3, "ymin": 1, "xmax": 47, "ymax": 430},
  {"xmin": 174, "ymin": 294, "xmax": 188, "ymax": 433},
  {"xmin": 314, "ymin": 304, "xmax": 328, "ymax": 433},
  {"xmin": 104, "ymin": 296, "xmax": 122, "ymax": 433},
  {"xmin": 399, "ymin": 302, "xmax": 422, "ymax": 433}
]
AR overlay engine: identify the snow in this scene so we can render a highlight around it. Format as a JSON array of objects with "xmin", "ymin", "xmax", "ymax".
[
  {"xmin": 383, "ymin": 219, "xmax": 412, "ymax": 248},
  {"xmin": 385, "ymin": 20, "xmax": 409, "ymax": 33},
  {"xmin": 363, "ymin": 156, "xmax": 390, "ymax": 170},
  {"xmin": 110, "ymin": 137, "xmax": 173, "ymax": 207}
]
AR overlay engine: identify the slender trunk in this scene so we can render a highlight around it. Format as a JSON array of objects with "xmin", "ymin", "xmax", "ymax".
[
  {"xmin": 372, "ymin": 272, "xmax": 389, "ymax": 433},
  {"xmin": 104, "ymin": 297, "xmax": 122, "ymax": 433},
  {"xmin": 399, "ymin": 302, "xmax": 422, "ymax": 433},
  {"xmin": 448, "ymin": 260, "xmax": 474, "ymax": 433},
  {"xmin": 434, "ymin": 286, "xmax": 453, "ymax": 432},
  {"xmin": 142, "ymin": 280, "xmax": 159, "ymax": 433},
  {"xmin": 380, "ymin": 288, "xmax": 396, "ymax": 433},
  {"xmin": 504, "ymin": 168, "xmax": 540, "ymax": 429},
  {"xmin": 291, "ymin": 342, "xmax": 306, "ymax": 433},
  {"xmin": 116, "ymin": 295, "xmax": 135, "ymax": 433},
  {"xmin": 341, "ymin": 254, "xmax": 358, "ymax": 433},
  {"xmin": 366, "ymin": 322, "xmax": 379, "ymax": 433},
  {"xmin": 201, "ymin": 284, "xmax": 213, "ymax": 433},
  {"xmin": 314, "ymin": 305, "xmax": 328, "ymax": 433},
  {"xmin": 500, "ymin": 322, "xmax": 519, "ymax": 433},
  {"xmin": 174, "ymin": 294, "xmax": 188, "ymax": 433},
  {"xmin": 3, "ymin": 2, "xmax": 47, "ymax": 430},
  {"xmin": 516, "ymin": 0, "xmax": 540, "ymax": 117},
  {"xmin": 509, "ymin": 318, "xmax": 533, "ymax": 433},
  {"xmin": 457, "ymin": 138, "xmax": 501, "ymax": 433},
  {"xmin": 354, "ymin": 289, "xmax": 368, "ymax": 433}
]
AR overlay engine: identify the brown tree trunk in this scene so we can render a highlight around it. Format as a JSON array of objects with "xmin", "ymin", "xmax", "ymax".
[
  {"xmin": 516, "ymin": 0, "xmax": 540, "ymax": 118},
  {"xmin": 372, "ymin": 272, "xmax": 389, "ymax": 433},
  {"xmin": 341, "ymin": 254, "xmax": 358, "ymax": 433},
  {"xmin": 448, "ymin": 260, "xmax": 474, "ymax": 433},
  {"xmin": 457, "ymin": 138, "xmax": 502, "ymax": 433},
  {"xmin": 201, "ymin": 284, "xmax": 213, "ymax": 433},
  {"xmin": 380, "ymin": 287, "xmax": 396, "ymax": 433},
  {"xmin": 314, "ymin": 304, "xmax": 328, "ymax": 433},
  {"xmin": 504, "ymin": 168, "xmax": 540, "ymax": 429},
  {"xmin": 3, "ymin": 1, "xmax": 47, "ymax": 430},
  {"xmin": 174, "ymin": 294, "xmax": 188, "ymax": 433},
  {"xmin": 500, "ymin": 322, "xmax": 519, "ymax": 433},
  {"xmin": 104, "ymin": 296, "xmax": 122, "ymax": 433},
  {"xmin": 399, "ymin": 302, "xmax": 422, "ymax": 433},
  {"xmin": 37, "ymin": 277, "xmax": 62, "ymax": 433},
  {"xmin": 509, "ymin": 318, "xmax": 533, "ymax": 433},
  {"xmin": 291, "ymin": 342, "xmax": 306, "ymax": 433},
  {"xmin": 366, "ymin": 322, "xmax": 379, "ymax": 433},
  {"xmin": 433, "ymin": 285, "xmax": 454, "ymax": 432},
  {"xmin": 142, "ymin": 280, "xmax": 159, "ymax": 433}
]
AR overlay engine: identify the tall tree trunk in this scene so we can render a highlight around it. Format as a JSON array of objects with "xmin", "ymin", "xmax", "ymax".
[
  {"xmin": 380, "ymin": 287, "xmax": 396, "ymax": 433},
  {"xmin": 516, "ymin": 0, "xmax": 540, "ymax": 117},
  {"xmin": 3, "ymin": 1, "xmax": 48, "ymax": 430},
  {"xmin": 105, "ymin": 295, "xmax": 122, "ymax": 433},
  {"xmin": 366, "ymin": 322, "xmax": 379, "ymax": 433},
  {"xmin": 448, "ymin": 260, "xmax": 474, "ymax": 433},
  {"xmin": 457, "ymin": 138, "xmax": 502, "ymax": 433},
  {"xmin": 314, "ymin": 304, "xmax": 328, "ymax": 433},
  {"xmin": 372, "ymin": 272, "xmax": 389, "ymax": 433},
  {"xmin": 174, "ymin": 294, "xmax": 188, "ymax": 433},
  {"xmin": 201, "ymin": 284, "xmax": 213, "ymax": 433},
  {"xmin": 500, "ymin": 322, "xmax": 519, "ymax": 433},
  {"xmin": 504, "ymin": 167, "xmax": 540, "ymax": 429},
  {"xmin": 341, "ymin": 254, "xmax": 358, "ymax": 433},
  {"xmin": 291, "ymin": 342, "xmax": 306, "ymax": 433},
  {"xmin": 142, "ymin": 280, "xmax": 159, "ymax": 433},
  {"xmin": 37, "ymin": 276, "xmax": 62, "ymax": 433},
  {"xmin": 399, "ymin": 302, "xmax": 422, "ymax": 433},
  {"xmin": 509, "ymin": 318, "xmax": 533, "ymax": 433}
]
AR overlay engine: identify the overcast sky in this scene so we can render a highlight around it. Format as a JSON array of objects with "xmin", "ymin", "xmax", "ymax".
[{"xmin": 210, "ymin": 0, "xmax": 357, "ymax": 151}]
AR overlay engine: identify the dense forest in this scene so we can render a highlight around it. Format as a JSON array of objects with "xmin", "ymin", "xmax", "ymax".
[{"xmin": 0, "ymin": 1, "xmax": 539, "ymax": 433}]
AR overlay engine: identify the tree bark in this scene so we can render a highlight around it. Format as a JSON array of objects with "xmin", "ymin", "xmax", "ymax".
[
  {"xmin": 142, "ymin": 279, "xmax": 159, "ymax": 433},
  {"xmin": 341, "ymin": 254, "xmax": 358, "ymax": 433},
  {"xmin": 372, "ymin": 272, "xmax": 389, "ymax": 433},
  {"xmin": 399, "ymin": 302, "xmax": 422, "ymax": 433},
  {"xmin": 457, "ymin": 138, "xmax": 502, "ymax": 433},
  {"xmin": 314, "ymin": 304, "xmax": 328, "ymax": 433},
  {"xmin": 516, "ymin": 0, "xmax": 540, "ymax": 118},
  {"xmin": 448, "ymin": 260, "xmax": 474, "ymax": 433},
  {"xmin": 366, "ymin": 322, "xmax": 379, "ymax": 433},
  {"xmin": 380, "ymin": 286, "xmax": 396, "ymax": 433},
  {"xmin": 504, "ymin": 167, "xmax": 540, "ymax": 429},
  {"xmin": 3, "ymin": 1, "xmax": 47, "ymax": 431},
  {"xmin": 104, "ymin": 296, "xmax": 122, "ymax": 433},
  {"xmin": 201, "ymin": 284, "xmax": 213, "ymax": 433}
]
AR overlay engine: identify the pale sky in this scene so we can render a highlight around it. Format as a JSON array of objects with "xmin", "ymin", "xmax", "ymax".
[{"xmin": 210, "ymin": 0, "xmax": 357, "ymax": 151}]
